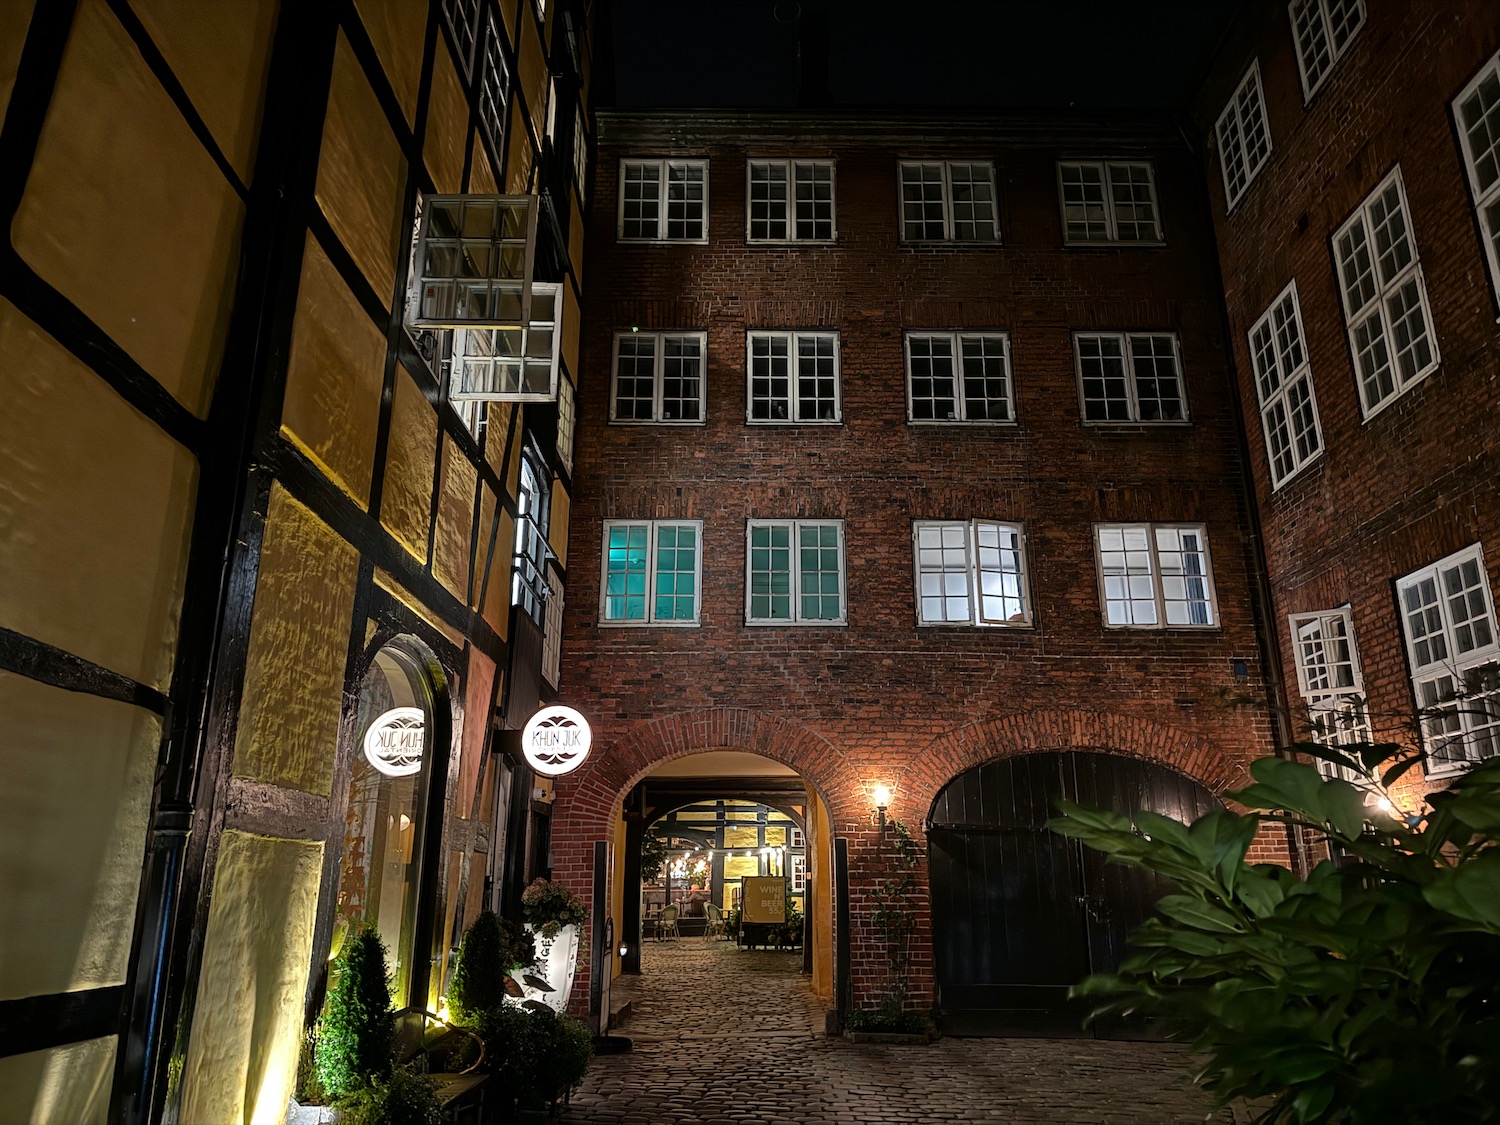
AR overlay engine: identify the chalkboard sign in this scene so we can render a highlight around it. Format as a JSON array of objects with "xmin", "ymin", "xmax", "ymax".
[{"xmin": 741, "ymin": 876, "xmax": 786, "ymax": 924}]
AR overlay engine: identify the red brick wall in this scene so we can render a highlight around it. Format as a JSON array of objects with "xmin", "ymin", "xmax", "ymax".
[
  {"xmin": 553, "ymin": 114, "xmax": 1284, "ymax": 1015},
  {"xmin": 1197, "ymin": 0, "xmax": 1500, "ymax": 805}
]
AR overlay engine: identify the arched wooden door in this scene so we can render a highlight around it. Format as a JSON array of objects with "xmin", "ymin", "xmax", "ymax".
[{"xmin": 927, "ymin": 751, "xmax": 1219, "ymax": 1038}]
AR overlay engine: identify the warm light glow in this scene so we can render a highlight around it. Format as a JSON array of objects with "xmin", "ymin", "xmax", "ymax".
[
  {"xmin": 872, "ymin": 784, "xmax": 893, "ymax": 809},
  {"xmin": 436, "ymin": 1000, "xmax": 452, "ymax": 1023},
  {"xmin": 1376, "ymin": 796, "xmax": 1395, "ymax": 814}
]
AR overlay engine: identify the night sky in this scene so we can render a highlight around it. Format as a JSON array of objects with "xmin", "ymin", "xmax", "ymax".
[{"xmin": 608, "ymin": 0, "xmax": 1245, "ymax": 111}]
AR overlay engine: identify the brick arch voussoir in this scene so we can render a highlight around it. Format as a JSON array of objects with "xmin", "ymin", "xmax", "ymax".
[{"xmin": 895, "ymin": 708, "xmax": 1247, "ymax": 823}]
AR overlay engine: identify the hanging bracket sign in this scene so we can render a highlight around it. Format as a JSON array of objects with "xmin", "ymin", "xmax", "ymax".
[
  {"xmin": 363, "ymin": 707, "xmax": 426, "ymax": 777},
  {"xmin": 522, "ymin": 705, "xmax": 593, "ymax": 776}
]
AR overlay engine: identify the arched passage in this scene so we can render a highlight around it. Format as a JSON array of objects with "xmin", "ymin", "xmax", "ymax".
[{"xmin": 926, "ymin": 749, "xmax": 1221, "ymax": 1038}]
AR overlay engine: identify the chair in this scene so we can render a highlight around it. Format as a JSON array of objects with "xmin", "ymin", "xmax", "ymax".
[
  {"xmin": 703, "ymin": 901, "xmax": 725, "ymax": 940},
  {"xmin": 657, "ymin": 904, "xmax": 681, "ymax": 941}
]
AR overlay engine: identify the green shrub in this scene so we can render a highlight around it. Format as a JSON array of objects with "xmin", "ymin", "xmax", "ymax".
[
  {"xmin": 337, "ymin": 1067, "xmax": 442, "ymax": 1125},
  {"xmin": 529, "ymin": 1007, "xmax": 594, "ymax": 1099},
  {"xmin": 470, "ymin": 1002, "xmax": 593, "ymax": 1102},
  {"xmin": 315, "ymin": 927, "xmax": 394, "ymax": 1100},
  {"xmin": 1049, "ymin": 746, "xmax": 1500, "ymax": 1124},
  {"xmin": 448, "ymin": 910, "xmax": 535, "ymax": 1024}
]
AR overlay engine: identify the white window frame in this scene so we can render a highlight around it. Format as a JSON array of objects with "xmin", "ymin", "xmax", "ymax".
[
  {"xmin": 1248, "ymin": 281, "xmax": 1324, "ymax": 488},
  {"xmin": 442, "ymin": 0, "xmax": 481, "ymax": 78},
  {"xmin": 1332, "ymin": 166, "xmax": 1440, "ymax": 419},
  {"xmin": 541, "ymin": 562, "xmax": 564, "ymax": 686},
  {"xmin": 745, "ymin": 159, "xmax": 837, "ymax": 243},
  {"xmin": 745, "ymin": 331, "xmax": 842, "ymax": 424},
  {"xmin": 1056, "ymin": 161, "xmax": 1163, "ymax": 245},
  {"xmin": 408, "ymin": 194, "xmax": 540, "ymax": 331},
  {"xmin": 512, "ymin": 453, "xmax": 551, "ymax": 624},
  {"xmin": 912, "ymin": 520, "xmax": 1032, "ymax": 628},
  {"xmin": 791, "ymin": 853, "xmax": 806, "ymax": 894},
  {"xmin": 617, "ymin": 158, "xmax": 709, "ymax": 243},
  {"xmin": 1290, "ymin": 0, "xmax": 1366, "ymax": 101},
  {"xmin": 572, "ymin": 104, "xmax": 589, "ymax": 204},
  {"xmin": 1397, "ymin": 544, "xmax": 1500, "ymax": 776},
  {"xmin": 1073, "ymin": 332, "xmax": 1189, "ymax": 424},
  {"xmin": 599, "ymin": 519, "xmax": 703, "ymax": 627},
  {"xmin": 1215, "ymin": 61, "xmax": 1273, "ymax": 212},
  {"xmin": 1289, "ymin": 608, "xmax": 1371, "ymax": 780},
  {"xmin": 448, "ymin": 280, "xmax": 561, "ymax": 403},
  {"xmin": 745, "ymin": 519, "xmax": 847, "ymax": 627},
  {"xmin": 1453, "ymin": 49, "xmax": 1500, "ymax": 314},
  {"xmin": 609, "ymin": 331, "xmax": 708, "ymax": 424},
  {"xmin": 477, "ymin": 13, "xmax": 510, "ymax": 160},
  {"xmin": 897, "ymin": 160, "xmax": 1000, "ymax": 243},
  {"xmin": 1094, "ymin": 523, "xmax": 1218, "ymax": 630},
  {"xmin": 555, "ymin": 374, "xmax": 576, "ymax": 474},
  {"xmin": 904, "ymin": 331, "xmax": 1015, "ymax": 424}
]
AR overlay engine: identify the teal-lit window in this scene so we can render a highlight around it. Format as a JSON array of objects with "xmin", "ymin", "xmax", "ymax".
[
  {"xmin": 747, "ymin": 520, "xmax": 845, "ymax": 625},
  {"xmin": 601, "ymin": 520, "xmax": 701, "ymax": 625}
]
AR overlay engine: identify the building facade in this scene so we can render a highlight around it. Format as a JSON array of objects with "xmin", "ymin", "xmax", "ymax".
[
  {"xmin": 1195, "ymin": 0, "xmax": 1500, "ymax": 799},
  {"xmin": 0, "ymin": 1, "xmax": 594, "ymax": 1121}
]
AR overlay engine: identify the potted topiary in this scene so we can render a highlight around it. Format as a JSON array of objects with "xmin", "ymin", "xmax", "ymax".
[
  {"xmin": 519, "ymin": 879, "xmax": 588, "ymax": 1011},
  {"xmin": 447, "ymin": 909, "xmax": 536, "ymax": 1025}
]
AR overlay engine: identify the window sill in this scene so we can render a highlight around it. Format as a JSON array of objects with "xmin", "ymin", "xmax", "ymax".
[
  {"xmin": 898, "ymin": 239, "xmax": 1004, "ymax": 248},
  {"xmin": 608, "ymin": 419, "xmax": 707, "ymax": 427},
  {"xmin": 746, "ymin": 418, "xmax": 844, "ymax": 426},
  {"xmin": 907, "ymin": 419, "xmax": 1017, "ymax": 428},
  {"xmin": 746, "ymin": 238, "xmax": 840, "ymax": 247},
  {"xmin": 1081, "ymin": 420, "xmax": 1193, "ymax": 431},
  {"xmin": 1357, "ymin": 362, "xmax": 1441, "ymax": 424},
  {"xmin": 1062, "ymin": 239, "xmax": 1167, "ymax": 249},
  {"xmin": 597, "ymin": 620, "xmax": 701, "ymax": 629},
  {"xmin": 916, "ymin": 621, "xmax": 1034, "ymax": 630},
  {"xmin": 744, "ymin": 619, "xmax": 848, "ymax": 628},
  {"xmin": 1269, "ymin": 452, "xmax": 1325, "ymax": 493},
  {"xmin": 616, "ymin": 236, "xmax": 710, "ymax": 246},
  {"xmin": 1101, "ymin": 623, "xmax": 1221, "ymax": 632}
]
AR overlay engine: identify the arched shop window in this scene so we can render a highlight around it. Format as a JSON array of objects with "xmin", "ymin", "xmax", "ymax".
[{"xmin": 334, "ymin": 639, "xmax": 448, "ymax": 1010}]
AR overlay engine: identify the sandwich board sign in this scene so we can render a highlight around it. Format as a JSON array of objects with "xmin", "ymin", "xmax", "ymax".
[{"xmin": 741, "ymin": 876, "xmax": 786, "ymax": 924}]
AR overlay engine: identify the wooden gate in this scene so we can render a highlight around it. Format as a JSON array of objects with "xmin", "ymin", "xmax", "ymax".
[{"xmin": 927, "ymin": 751, "xmax": 1219, "ymax": 1037}]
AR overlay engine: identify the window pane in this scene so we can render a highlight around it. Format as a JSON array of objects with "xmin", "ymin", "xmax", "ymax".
[
  {"xmin": 1077, "ymin": 335, "xmax": 1131, "ymax": 421},
  {"xmin": 900, "ymin": 163, "xmax": 947, "ymax": 240},
  {"xmin": 908, "ymin": 334, "xmax": 957, "ymax": 420},
  {"xmin": 748, "ymin": 161, "xmax": 789, "ymax": 241},
  {"xmin": 1128, "ymin": 335, "xmax": 1184, "ymax": 421},
  {"xmin": 613, "ymin": 335, "xmax": 656, "ymax": 420},
  {"xmin": 1060, "ymin": 163, "xmax": 1109, "ymax": 242},
  {"xmin": 958, "ymin": 335, "xmax": 1012, "ymax": 421},
  {"xmin": 749, "ymin": 334, "xmax": 791, "ymax": 420}
]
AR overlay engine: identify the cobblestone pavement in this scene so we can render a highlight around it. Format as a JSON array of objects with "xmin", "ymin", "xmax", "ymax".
[{"xmin": 559, "ymin": 938, "xmax": 1239, "ymax": 1125}]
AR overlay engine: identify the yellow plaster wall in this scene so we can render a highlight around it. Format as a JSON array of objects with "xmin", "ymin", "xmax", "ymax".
[
  {"xmin": 562, "ymin": 281, "xmax": 581, "ymax": 382},
  {"xmin": 179, "ymin": 831, "xmax": 324, "ymax": 1125},
  {"xmin": 723, "ymin": 856, "xmax": 758, "ymax": 880},
  {"xmin": 232, "ymin": 484, "xmax": 359, "ymax": 795},
  {"xmin": 12, "ymin": 0, "xmax": 244, "ymax": 420},
  {"xmin": 434, "ymin": 440, "xmax": 479, "ymax": 600},
  {"xmin": 0, "ymin": 1036, "xmax": 114, "ymax": 1125},
  {"xmin": 547, "ymin": 481, "xmax": 571, "ymax": 570},
  {"xmin": 380, "ymin": 367, "xmax": 438, "ymax": 562},
  {"xmin": 483, "ymin": 401, "xmax": 515, "ymax": 483},
  {"xmin": 354, "ymin": 0, "xmax": 425, "ymax": 127},
  {"xmin": 469, "ymin": 133, "xmax": 499, "ymax": 194},
  {"xmin": 0, "ymin": 0, "xmax": 38, "ymax": 122},
  {"xmin": 454, "ymin": 647, "xmax": 495, "ymax": 822},
  {"xmin": 425, "ymin": 51, "xmax": 470, "ymax": 194},
  {"xmin": 131, "ymin": 0, "xmax": 277, "ymax": 182},
  {"xmin": 723, "ymin": 825, "xmax": 759, "ymax": 849},
  {"xmin": 0, "ymin": 299, "xmax": 197, "ymax": 691},
  {"xmin": 518, "ymin": 15, "xmax": 547, "ymax": 148},
  {"xmin": 811, "ymin": 790, "xmax": 833, "ymax": 998},
  {"xmin": 482, "ymin": 510, "xmax": 514, "ymax": 641},
  {"xmin": 0, "ymin": 675, "xmax": 159, "ymax": 1002},
  {"xmin": 374, "ymin": 569, "xmax": 466, "ymax": 648},
  {"xmin": 473, "ymin": 485, "xmax": 499, "ymax": 609},
  {"xmin": 281, "ymin": 236, "xmax": 386, "ymax": 507},
  {"xmin": 568, "ymin": 198, "xmax": 585, "ymax": 290},
  {"xmin": 505, "ymin": 101, "xmax": 533, "ymax": 193},
  {"xmin": 315, "ymin": 32, "xmax": 406, "ymax": 302}
]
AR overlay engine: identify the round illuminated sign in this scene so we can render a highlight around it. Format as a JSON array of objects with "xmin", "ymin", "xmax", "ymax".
[
  {"xmin": 522, "ymin": 705, "xmax": 593, "ymax": 776},
  {"xmin": 363, "ymin": 707, "xmax": 426, "ymax": 777}
]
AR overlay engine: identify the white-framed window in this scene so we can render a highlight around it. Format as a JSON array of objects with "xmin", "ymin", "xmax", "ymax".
[
  {"xmin": 1057, "ymin": 162, "xmax": 1162, "ymax": 244},
  {"xmin": 1215, "ymin": 61, "xmax": 1272, "ymax": 211},
  {"xmin": 409, "ymin": 194, "xmax": 539, "ymax": 330},
  {"xmin": 449, "ymin": 281, "xmax": 560, "ymax": 402},
  {"xmin": 1453, "ymin": 49, "xmax": 1500, "ymax": 310},
  {"xmin": 746, "ymin": 519, "xmax": 846, "ymax": 626},
  {"xmin": 1290, "ymin": 0, "xmax": 1365, "ymax": 100},
  {"xmin": 1333, "ymin": 167, "xmax": 1439, "ymax": 418},
  {"xmin": 1397, "ymin": 544, "xmax": 1500, "ymax": 774},
  {"xmin": 898, "ymin": 161, "xmax": 999, "ymax": 243},
  {"xmin": 541, "ymin": 563, "xmax": 564, "ymax": 686},
  {"xmin": 905, "ymin": 332, "xmax": 1014, "ymax": 423},
  {"xmin": 512, "ymin": 452, "xmax": 551, "ymax": 624},
  {"xmin": 746, "ymin": 160, "xmax": 836, "ymax": 242},
  {"xmin": 1248, "ymin": 282, "xmax": 1324, "ymax": 487},
  {"xmin": 746, "ymin": 331, "xmax": 841, "ymax": 423},
  {"xmin": 610, "ymin": 331, "xmax": 706, "ymax": 423},
  {"xmin": 1074, "ymin": 332, "xmax": 1188, "ymax": 423},
  {"xmin": 618, "ymin": 159, "xmax": 708, "ymax": 242},
  {"xmin": 478, "ymin": 12, "xmax": 510, "ymax": 159},
  {"xmin": 600, "ymin": 519, "xmax": 702, "ymax": 626},
  {"xmin": 572, "ymin": 104, "xmax": 589, "ymax": 203},
  {"xmin": 791, "ymin": 853, "xmax": 806, "ymax": 894},
  {"xmin": 1289, "ymin": 608, "xmax": 1371, "ymax": 781},
  {"xmin": 1095, "ymin": 523, "xmax": 1217, "ymax": 628},
  {"xmin": 555, "ymin": 375, "xmax": 576, "ymax": 474},
  {"xmin": 441, "ymin": 0, "xmax": 480, "ymax": 78},
  {"xmin": 789, "ymin": 826, "xmax": 804, "ymax": 849},
  {"xmin": 913, "ymin": 520, "xmax": 1030, "ymax": 627}
]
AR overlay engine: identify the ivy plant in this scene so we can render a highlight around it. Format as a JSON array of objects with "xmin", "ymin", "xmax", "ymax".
[{"xmin": 1048, "ymin": 744, "xmax": 1500, "ymax": 1124}]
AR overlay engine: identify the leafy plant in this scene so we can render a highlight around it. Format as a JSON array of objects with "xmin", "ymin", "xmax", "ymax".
[
  {"xmin": 869, "ymin": 819, "xmax": 919, "ymax": 970},
  {"xmin": 336, "ymin": 1066, "xmax": 443, "ymax": 1125},
  {"xmin": 640, "ymin": 831, "xmax": 669, "ymax": 883},
  {"xmin": 843, "ymin": 988, "xmax": 926, "ymax": 1035},
  {"xmin": 447, "ymin": 910, "xmax": 536, "ymax": 1023},
  {"xmin": 522, "ymin": 877, "xmax": 588, "ymax": 937},
  {"xmin": 1049, "ymin": 745, "xmax": 1500, "ymax": 1124},
  {"xmin": 469, "ymin": 1001, "xmax": 593, "ymax": 1105},
  {"xmin": 315, "ymin": 926, "xmax": 395, "ymax": 1101},
  {"xmin": 724, "ymin": 905, "xmax": 741, "ymax": 940}
]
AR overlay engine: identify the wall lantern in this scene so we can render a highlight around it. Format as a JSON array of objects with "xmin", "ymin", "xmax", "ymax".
[
  {"xmin": 872, "ymin": 784, "xmax": 894, "ymax": 833},
  {"xmin": 522, "ymin": 705, "xmax": 593, "ymax": 776}
]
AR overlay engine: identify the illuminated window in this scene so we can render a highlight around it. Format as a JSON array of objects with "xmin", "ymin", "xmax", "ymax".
[
  {"xmin": 747, "ymin": 160, "xmax": 836, "ymax": 241},
  {"xmin": 1289, "ymin": 608, "xmax": 1370, "ymax": 781},
  {"xmin": 619, "ymin": 159, "xmax": 708, "ymax": 241},
  {"xmin": 898, "ymin": 161, "xmax": 999, "ymax": 242},
  {"xmin": 1057, "ymin": 162, "xmax": 1162, "ymax": 244},
  {"xmin": 1454, "ymin": 49, "xmax": 1500, "ymax": 309},
  {"xmin": 746, "ymin": 520, "xmax": 846, "ymax": 625},
  {"xmin": 601, "ymin": 520, "xmax": 702, "ymax": 626},
  {"xmin": 1397, "ymin": 545, "xmax": 1500, "ymax": 775},
  {"xmin": 1096, "ymin": 523, "xmax": 1216, "ymax": 628},
  {"xmin": 913, "ymin": 520, "xmax": 1030, "ymax": 627},
  {"xmin": 513, "ymin": 452, "xmax": 551, "ymax": 624},
  {"xmin": 1333, "ymin": 167, "xmax": 1439, "ymax": 418},
  {"xmin": 448, "ymin": 281, "xmax": 560, "ymax": 402},
  {"xmin": 905, "ymin": 332, "xmax": 1013, "ymax": 423},
  {"xmin": 610, "ymin": 331, "xmax": 707, "ymax": 423},
  {"xmin": 1215, "ymin": 61, "xmax": 1272, "ymax": 210},
  {"xmin": 1074, "ymin": 332, "xmax": 1187, "ymax": 423},
  {"xmin": 1248, "ymin": 282, "xmax": 1324, "ymax": 487},
  {"xmin": 1290, "ymin": 0, "xmax": 1365, "ymax": 99},
  {"xmin": 746, "ymin": 331, "xmax": 840, "ymax": 423}
]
